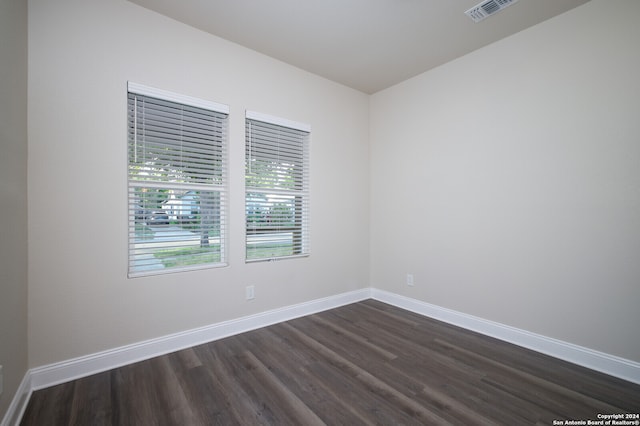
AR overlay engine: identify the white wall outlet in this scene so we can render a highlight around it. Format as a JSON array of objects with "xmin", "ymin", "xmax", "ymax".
[
  {"xmin": 406, "ymin": 274, "xmax": 414, "ymax": 286},
  {"xmin": 0, "ymin": 364, "xmax": 3, "ymax": 396},
  {"xmin": 246, "ymin": 285, "xmax": 255, "ymax": 300}
]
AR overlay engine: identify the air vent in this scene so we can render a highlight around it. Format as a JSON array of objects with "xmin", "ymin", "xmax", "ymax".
[{"xmin": 465, "ymin": 0, "xmax": 520, "ymax": 23}]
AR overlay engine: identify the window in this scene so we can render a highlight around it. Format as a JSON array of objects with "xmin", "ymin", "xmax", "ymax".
[
  {"xmin": 245, "ymin": 111, "xmax": 310, "ymax": 261},
  {"xmin": 127, "ymin": 82, "xmax": 229, "ymax": 277}
]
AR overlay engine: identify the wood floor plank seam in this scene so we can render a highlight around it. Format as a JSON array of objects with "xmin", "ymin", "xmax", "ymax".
[
  {"xmin": 20, "ymin": 302, "xmax": 640, "ymax": 425},
  {"xmin": 433, "ymin": 337, "xmax": 627, "ymax": 415},
  {"xmin": 309, "ymin": 314, "xmax": 398, "ymax": 361},
  {"xmin": 242, "ymin": 350, "xmax": 326, "ymax": 426},
  {"xmin": 281, "ymin": 321, "xmax": 457, "ymax": 425}
]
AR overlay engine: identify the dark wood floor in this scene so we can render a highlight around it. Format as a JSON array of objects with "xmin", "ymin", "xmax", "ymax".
[{"xmin": 21, "ymin": 300, "xmax": 640, "ymax": 425}]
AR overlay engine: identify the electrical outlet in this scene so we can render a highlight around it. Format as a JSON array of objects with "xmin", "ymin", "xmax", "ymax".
[
  {"xmin": 0, "ymin": 364, "xmax": 3, "ymax": 396},
  {"xmin": 246, "ymin": 285, "xmax": 255, "ymax": 300},
  {"xmin": 406, "ymin": 274, "xmax": 414, "ymax": 286}
]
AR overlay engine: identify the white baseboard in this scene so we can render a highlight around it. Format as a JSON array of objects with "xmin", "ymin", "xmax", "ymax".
[
  {"xmin": 370, "ymin": 288, "xmax": 640, "ymax": 385},
  {"xmin": 2, "ymin": 289, "xmax": 370, "ymax": 426},
  {"xmin": 0, "ymin": 373, "xmax": 31, "ymax": 426},
  {"xmin": 5, "ymin": 286, "xmax": 639, "ymax": 425},
  {"xmin": 29, "ymin": 288, "xmax": 371, "ymax": 391}
]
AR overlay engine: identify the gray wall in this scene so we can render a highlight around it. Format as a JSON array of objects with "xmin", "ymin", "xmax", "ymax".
[
  {"xmin": 27, "ymin": 0, "xmax": 370, "ymax": 367},
  {"xmin": 370, "ymin": 0, "xmax": 640, "ymax": 362},
  {"xmin": 17, "ymin": 0, "xmax": 640, "ymax": 400},
  {"xmin": 0, "ymin": 0, "xmax": 29, "ymax": 419}
]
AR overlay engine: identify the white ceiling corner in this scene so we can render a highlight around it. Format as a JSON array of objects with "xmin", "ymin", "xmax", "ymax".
[{"xmin": 128, "ymin": 0, "xmax": 591, "ymax": 94}]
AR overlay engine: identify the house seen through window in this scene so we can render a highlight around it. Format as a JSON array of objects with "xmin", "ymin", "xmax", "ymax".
[
  {"xmin": 127, "ymin": 82, "xmax": 229, "ymax": 277},
  {"xmin": 245, "ymin": 111, "xmax": 310, "ymax": 261}
]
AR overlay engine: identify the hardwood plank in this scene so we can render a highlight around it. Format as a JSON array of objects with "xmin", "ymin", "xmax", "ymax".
[
  {"xmin": 191, "ymin": 343, "xmax": 265, "ymax": 425},
  {"xmin": 324, "ymin": 310, "xmax": 534, "ymax": 423},
  {"xmin": 21, "ymin": 301, "xmax": 640, "ymax": 425},
  {"xmin": 68, "ymin": 371, "xmax": 112, "ymax": 426},
  {"xmin": 233, "ymin": 327, "xmax": 360, "ymax": 422},
  {"xmin": 195, "ymin": 340, "xmax": 282, "ymax": 425},
  {"xmin": 242, "ymin": 350, "xmax": 325, "ymax": 425},
  {"xmin": 21, "ymin": 381, "xmax": 75, "ymax": 426},
  {"xmin": 281, "ymin": 321, "xmax": 453, "ymax": 424},
  {"xmin": 110, "ymin": 360, "xmax": 165, "ymax": 426}
]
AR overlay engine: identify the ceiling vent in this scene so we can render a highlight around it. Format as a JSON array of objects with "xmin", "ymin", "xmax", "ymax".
[{"xmin": 465, "ymin": 0, "xmax": 520, "ymax": 23}]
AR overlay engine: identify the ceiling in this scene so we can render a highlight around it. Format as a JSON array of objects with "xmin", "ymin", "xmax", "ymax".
[{"xmin": 129, "ymin": 0, "xmax": 590, "ymax": 94}]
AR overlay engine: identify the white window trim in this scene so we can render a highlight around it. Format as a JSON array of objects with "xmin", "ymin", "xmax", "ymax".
[
  {"xmin": 245, "ymin": 110, "xmax": 311, "ymax": 263},
  {"xmin": 246, "ymin": 110, "xmax": 311, "ymax": 133},
  {"xmin": 127, "ymin": 82, "xmax": 229, "ymax": 277},
  {"xmin": 128, "ymin": 82, "xmax": 229, "ymax": 115}
]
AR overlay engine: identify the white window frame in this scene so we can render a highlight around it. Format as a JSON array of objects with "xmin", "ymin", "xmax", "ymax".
[
  {"xmin": 127, "ymin": 82, "xmax": 229, "ymax": 277},
  {"xmin": 245, "ymin": 110, "xmax": 310, "ymax": 262}
]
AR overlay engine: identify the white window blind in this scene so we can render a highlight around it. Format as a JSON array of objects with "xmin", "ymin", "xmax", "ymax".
[
  {"xmin": 245, "ymin": 111, "xmax": 310, "ymax": 261},
  {"xmin": 128, "ymin": 83, "xmax": 228, "ymax": 277}
]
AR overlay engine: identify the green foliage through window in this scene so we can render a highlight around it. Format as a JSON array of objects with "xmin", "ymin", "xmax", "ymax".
[
  {"xmin": 245, "ymin": 115, "xmax": 309, "ymax": 261},
  {"xmin": 127, "ymin": 83, "xmax": 228, "ymax": 276}
]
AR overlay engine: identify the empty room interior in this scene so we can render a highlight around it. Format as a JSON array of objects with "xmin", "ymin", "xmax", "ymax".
[{"xmin": 1, "ymin": 0, "xmax": 639, "ymax": 424}]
